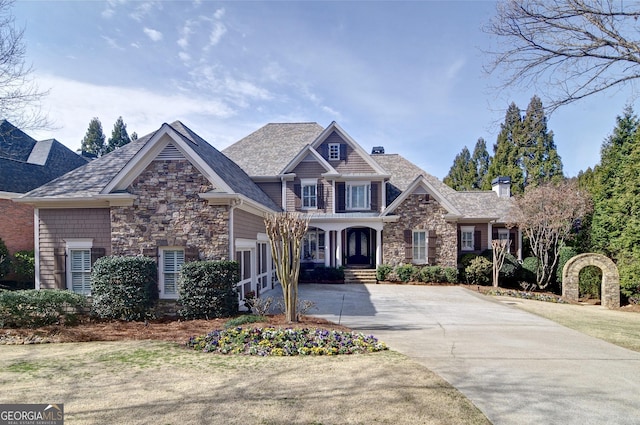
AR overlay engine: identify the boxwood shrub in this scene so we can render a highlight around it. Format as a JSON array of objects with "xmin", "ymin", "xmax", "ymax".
[
  {"xmin": 376, "ymin": 264, "xmax": 393, "ymax": 281},
  {"xmin": 178, "ymin": 260, "xmax": 239, "ymax": 320},
  {"xmin": 0, "ymin": 289, "xmax": 87, "ymax": 328},
  {"xmin": 91, "ymin": 256, "xmax": 158, "ymax": 321}
]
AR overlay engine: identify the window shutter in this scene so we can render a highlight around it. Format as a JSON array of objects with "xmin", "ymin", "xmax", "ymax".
[
  {"xmin": 90, "ymin": 247, "xmax": 105, "ymax": 266},
  {"xmin": 53, "ymin": 247, "xmax": 66, "ymax": 289},
  {"xmin": 371, "ymin": 182, "xmax": 379, "ymax": 212},
  {"xmin": 457, "ymin": 230, "xmax": 461, "ymax": 252},
  {"xmin": 294, "ymin": 184, "xmax": 302, "ymax": 210},
  {"xmin": 427, "ymin": 230, "xmax": 437, "ymax": 265},
  {"xmin": 321, "ymin": 144, "xmax": 328, "ymax": 159},
  {"xmin": 492, "ymin": 229, "xmax": 499, "ymax": 240},
  {"xmin": 185, "ymin": 246, "xmax": 199, "ymax": 262},
  {"xmin": 404, "ymin": 229, "xmax": 413, "ymax": 261},
  {"xmin": 336, "ymin": 182, "xmax": 346, "ymax": 212},
  {"xmin": 474, "ymin": 230, "xmax": 482, "ymax": 251},
  {"xmin": 339, "ymin": 143, "xmax": 347, "ymax": 160},
  {"xmin": 510, "ymin": 231, "xmax": 517, "ymax": 255},
  {"xmin": 317, "ymin": 183, "xmax": 325, "ymax": 209}
]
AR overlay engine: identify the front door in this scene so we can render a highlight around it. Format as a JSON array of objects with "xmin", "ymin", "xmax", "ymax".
[{"xmin": 347, "ymin": 228, "xmax": 371, "ymax": 265}]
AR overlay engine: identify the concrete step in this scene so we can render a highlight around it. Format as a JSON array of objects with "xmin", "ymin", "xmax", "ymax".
[{"xmin": 343, "ymin": 269, "xmax": 377, "ymax": 284}]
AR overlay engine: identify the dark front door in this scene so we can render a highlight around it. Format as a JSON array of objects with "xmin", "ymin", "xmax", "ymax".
[{"xmin": 347, "ymin": 228, "xmax": 371, "ymax": 265}]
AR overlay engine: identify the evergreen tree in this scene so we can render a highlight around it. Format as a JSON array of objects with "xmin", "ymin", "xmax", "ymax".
[
  {"xmin": 444, "ymin": 146, "xmax": 476, "ymax": 190},
  {"xmin": 471, "ymin": 138, "xmax": 491, "ymax": 190},
  {"xmin": 81, "ymin": 117, "xmax": 106, "ymax": 156},
  {"xmin": 105, "ymin": 116, "xmax": 131, "ymax": 154},
  {"xmin": 486, "ymin": 102, "xmax": 525, "ymax": 193},
  {"xmin": 520, "ymin": 95, "xmax": 563, "ymax": 187}
]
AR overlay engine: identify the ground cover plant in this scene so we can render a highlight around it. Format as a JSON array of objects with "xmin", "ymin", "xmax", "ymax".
[{"xmin": 188, "ymin": 326, "xmax": 388, "ymax": 356}]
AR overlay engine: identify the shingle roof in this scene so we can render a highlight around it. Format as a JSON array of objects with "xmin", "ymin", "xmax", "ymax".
[
  {"xmin": 222, "ymin": 123, "xmax": 324, "ymax": 176},
  {"xmin": 0, "ymin": 120, "xmax": 88, "ymax": 193},
  {"xmin": 23, "ymin": 121, "xmax": 281, "ymax": 211}
]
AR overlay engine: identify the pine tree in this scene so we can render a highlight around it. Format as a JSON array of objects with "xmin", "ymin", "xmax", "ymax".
[
  {"xmin": 520, "ymin": 95, "xmax": 563, "ymax": 187},
  {"xmin": 444, "ymin": 146, "xmax": 476, "ymax": 190},
  {"xmin": 471, "ymin": 138, "xmax": 491, "ymax": 190},
  {"xmin": 81, "ymin": 117, "xmax": 106, "ymax": 156},
  {"xmin": 105, "ymin": 116, "xmax": 131, "ymax": 154},
  {"xmin": 486, "ymin": 102, "xmax": 524, "ymax": 193}
]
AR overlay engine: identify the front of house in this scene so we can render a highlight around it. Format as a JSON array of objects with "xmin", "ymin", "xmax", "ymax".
[{"xmin": 17, "ymin": 120, "xmax": 518, "ymax": 303}]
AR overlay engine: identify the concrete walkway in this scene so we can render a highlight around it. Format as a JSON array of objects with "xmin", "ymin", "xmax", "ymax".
[{"xmin": 264, "ymin": 283, "xmax": 640, "ymax": 425}]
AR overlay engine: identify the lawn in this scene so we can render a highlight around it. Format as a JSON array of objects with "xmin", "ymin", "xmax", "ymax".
[{"xmin": 0, "ymin": 340, "xmax": 490, "ymax": 425}]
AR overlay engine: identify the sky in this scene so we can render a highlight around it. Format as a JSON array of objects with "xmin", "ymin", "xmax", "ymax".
[{"xmin": 11, "ymin": 0, "xmax": 637, "ymax": 179}]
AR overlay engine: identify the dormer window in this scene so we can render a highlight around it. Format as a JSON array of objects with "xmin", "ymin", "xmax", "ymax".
[{"xmin": 328, "ymin": 143, "xmax": 340, "ymax": 160}]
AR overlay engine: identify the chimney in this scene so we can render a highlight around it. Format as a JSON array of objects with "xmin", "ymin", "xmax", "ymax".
[
  {"xmin": 371, "ymin": 146, "xmax": 385, "ymax": 154},
  {"xmin": 492, "ymin": 176, "xmax": 511, "ymax": 198}
]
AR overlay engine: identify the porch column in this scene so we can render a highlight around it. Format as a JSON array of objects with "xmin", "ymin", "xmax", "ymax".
[
  {"xmin": 324, "ymin": 230, "xmax": 331, "ymax": 268},
  {"xmin": 375, "ymin": 228, "xmax": 382, "ymax": 266},
  {"xmin": 336, "ymin": 230, "xmax": 343, "ymax": 267}
]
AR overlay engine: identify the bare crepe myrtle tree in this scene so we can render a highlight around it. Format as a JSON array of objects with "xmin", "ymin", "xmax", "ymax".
[
  {"xmin": 264, "ymin": 212, "xmax": 309, "ymax": 323},
  {"xmin": 486, "ymin": 0, "xmax": 640, "ymax": 112},
  {"xmin": 509, "ymin": 180, "xmax": 592, "ymax": 289},
  {"xmin": 492, "ymin": 239, "xmax": 511, "ymax": 288}
]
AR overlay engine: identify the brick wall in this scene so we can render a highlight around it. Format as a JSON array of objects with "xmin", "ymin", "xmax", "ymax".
[
  {"xmin": 382, "ymin": 194, "xmax": 457, "ymax": 268},
  {"xmin": 0, "ymin": 199, "xmax": 34, "ymax": 254}
]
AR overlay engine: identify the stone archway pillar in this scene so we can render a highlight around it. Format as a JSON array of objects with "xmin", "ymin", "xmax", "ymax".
[{"xmin": 562, "ymin": 253, "xmax": 620, "ymax": 309}]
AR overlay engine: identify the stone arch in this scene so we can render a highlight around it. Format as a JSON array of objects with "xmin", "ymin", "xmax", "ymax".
[{"xmin": 562, "ymin": 253, "xmax": 620, "ymax": 309}]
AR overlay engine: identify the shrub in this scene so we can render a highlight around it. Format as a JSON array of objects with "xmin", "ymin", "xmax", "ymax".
[
  {"xmin": 395, "ymin": 264, "xmax": 418, "ymax": 283},
  {"xmin": 556, "ymin": 246, "xmax": 578, "ymax": 285},
  {"xmin": 12, "ymin": 250, "xmax": 35, "ymax": 281},
  {"xmin": 91, "ymin": 256, "xmax": 158, "ymax": 321},
  {"xmin": 618, "ymin": 251, "xmax": 640, "ymax": 301},
  {"xmin": 481, "ymin": 249, "xmax": 521, "ymax": 285},
  {"xmin": 465, "ymin": 256, "xmax": 492, "ymax": 285},
  {"xmin": 224, "ymin": 314, "xmax": 268, "ymax": 328},
  {"xmin": 178, "ymin": 260, "xmax": 239, "ymax": 320},
  {"xmin": 520, "ymin": 257, "xmax": 539, "ymax": 284},
  {"xmin": 444, "ymin": 267, "xmax": 459, "ymax": 283},
  {"xmin": 0, "ymin": 238, "xmax": 10, "ymax": 280},
  {"xmin": 420, "ymin": 266, "xmax": 444, "ymax": 283},
  {"xmin": 0, "ymin": 289, "xmax": 87, "ymax": 328},
  {"xmin": 376, "ymin": 264, "xmax": 393, "ymax": 281},
  {"xmin": 300, "ymin": 266, "xmax": 344, "ymax": 282},
  {"xmin": 579, "ymin": 265, "xmax": 602, "ymax": 299}
]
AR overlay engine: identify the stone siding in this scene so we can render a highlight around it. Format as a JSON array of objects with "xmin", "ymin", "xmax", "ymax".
[
  {"xmin": 111, "ymin": 160, "xmax": 230, "ymax": 260},
  {"xmin": 562, "ymin": 253, "xmax": 620, "ymax": 309},
  {"xmin": 383, "ymin": 194, "xmax": 457, "ymax": 268}
]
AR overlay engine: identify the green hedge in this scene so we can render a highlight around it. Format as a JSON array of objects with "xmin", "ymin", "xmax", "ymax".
[
  {"xmin": 178, "ymin": 261, "xmax": 239, "ymax": 320},
  {"xmin": 91, "ymin": 256, "xmax": 158, "ymax": 321},
  {"xmin": 300, "ymin": 266, "xmax": 344, "ymax": 282},
  {"xmin": 0, "ymin": 289, "xmax": 87, "ymax": 328},
  {"xmin": 465, "ymin": 256, "xmax": 492, "ymax": 285},
  {"xmin": 13, "ymin": 250, "xmax": 35, "ymax": 281},
  {"xmin": 0, "ymin": 238, "xmax": 10, "ymax": 280}
]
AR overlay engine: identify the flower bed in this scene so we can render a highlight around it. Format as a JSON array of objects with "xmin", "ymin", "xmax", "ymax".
[
  {"xmin": 486, "ymin": 288, "xmax": 568, "ymax": 304},
  {"xmin": 187, "ymin": 327, "xmax": 388, "ymax": 356}
]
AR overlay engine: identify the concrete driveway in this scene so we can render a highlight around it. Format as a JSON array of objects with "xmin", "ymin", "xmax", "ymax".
[{"xmin": 264, "ymin": 283, "xmax": 640, "ymax": 425}]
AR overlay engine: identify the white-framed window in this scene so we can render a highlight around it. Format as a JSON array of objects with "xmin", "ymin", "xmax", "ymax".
[
  {"xmin": 328, "ymin": 143, "xmax": 340, "ymax": 160},
  {"xmin": 66, "ymin": 239, "xmax": 93, "ymax": 296},
  {"xmin": 498, "ymin": 229, "xmax": 510, "ymax": 242},
  {"xmin": 346, "ymin": 182, "xmax": 370, "ymax": 210},
  {"xmin": 302, "ymin": 228, "xmax": 325, "ymax": 262},
  {"xmin": 301, "ymin": 179, "xmax": 317, "ymax": 209},
  {"xmin": 413, "ymin": 230, "xmax": 427, "ymax": 264},
  {"xmin": 461, "ymin": 226, "xmax": 475, "ymax": 251},
  {"xmin": 159, "ymin": 248, "xmax": 184, "ymax": 299}
]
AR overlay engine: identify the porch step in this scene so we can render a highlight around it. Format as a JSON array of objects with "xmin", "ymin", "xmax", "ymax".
[{"xmin": 344, "ymin": 268, "xmax": 377, "ymax": 284}]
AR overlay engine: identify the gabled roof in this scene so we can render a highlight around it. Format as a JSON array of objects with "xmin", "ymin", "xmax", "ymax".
[
  {"xmin": 0, "ymin": 120, "xmax": 88, "ymax": 193},
  {"xmin": 223, "ymin": 123, "xmax": 324, "ymax": 177},
  {"xmin": 383, "ymin": 174, "xmax": 462, "ymax": 218},
  {"xmin": 21, "ymin": 121, "xmax": 280, "ymax": 212},
  {"xmin": 281, "ymin": 145, "xmax": 338, "ymax": 176}
]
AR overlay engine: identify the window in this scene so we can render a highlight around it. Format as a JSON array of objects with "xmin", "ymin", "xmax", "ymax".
[
  {"xmin": 346, "ymin": 182, "xmax": 370, "ymax": 210},
  {"xmin": 301, "ymin": 179, "xmax": 317, "ymax": 209},
  {"xmin": 498, "ymin": 229, "xmax": 510, "ymax": 242},
  {"xmin": 302, "ymin": 228, "xmax": 325, "ymax": 262},
  {"xmin": 413, "ymin": 231, "xmax": 427, "ymax": 264},
  {"xmin": 70, "ymin": 249, "xmax": 92, "ymax": 295},
  {"xmin": 461, "ymin": 226, "xmax": 475, "ymax": 251},
  {"xmin": 328, "ymin": 143, "xmax": 340, "ymax": 160},
  {"xmin": 160, "ymin": 248, "xmax": 184, "ymax": 299}
]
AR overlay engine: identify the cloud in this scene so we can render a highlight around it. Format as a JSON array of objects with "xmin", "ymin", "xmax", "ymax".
[
  {"xmin": 130, "ymin": 1, "xmax": 158, "ymax": 22},
  {"xmin": 143, "ymin": 27, "xmax": 163, "ymax": 42},
  {"xmin": 178, "ymin": 19, "xmax": 195, "ymax": 49},
  {"xmin": 208, "ymin": 22, "xmax": 227, "ymax": 47},
  {"xmin": 102, "ymin": 36, "xmax": 124, "ymax": 50},
  {"xmin": 214, "ymin": 8, "xmax": 225, "ymax": 19},
  {"xmin": 179, "ymin": 51, "xmax": 191, "ymax": 62}
]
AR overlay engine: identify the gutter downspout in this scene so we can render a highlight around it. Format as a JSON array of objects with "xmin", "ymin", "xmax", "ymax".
[{"xmin": 34, "ymin": 207, "xmax": 40, "ymax": 290}]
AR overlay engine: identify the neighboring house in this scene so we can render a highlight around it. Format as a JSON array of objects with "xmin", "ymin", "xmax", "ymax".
[
  {"xmin": 223, "ymin": 121, "xmax": 520, "ymax": 272},
  {"xmin": 18, "ymin": 120, "xmax": 519, "ymax": 302},
  {"xmin": 0, "ymin": 120, "xmax": 87, "ymax": 260}
]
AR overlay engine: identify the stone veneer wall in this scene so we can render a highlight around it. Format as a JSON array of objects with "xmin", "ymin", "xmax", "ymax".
[
  {"xmin": 111, "ymin": 160, "xmax": 230, "ymax": 259},
  {"xmin": 383, "ymin": 194, "xmax": 457, "ymax": 268}
]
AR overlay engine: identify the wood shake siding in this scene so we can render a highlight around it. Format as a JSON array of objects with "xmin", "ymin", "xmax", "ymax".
[
  {"xmin": 317, "ymin": 133, "xmax": 375, "ymax": 174},
  {"xmin": 234, "ymin": 209, "xmax": 266, "ymax": 240},
  {"xmin": 38, "ymin": 208, "xmax": 111, "ymax": 289},
  {"xmin": 256, "ymin": 181, "xmax": 282, "ymax": 208}
]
